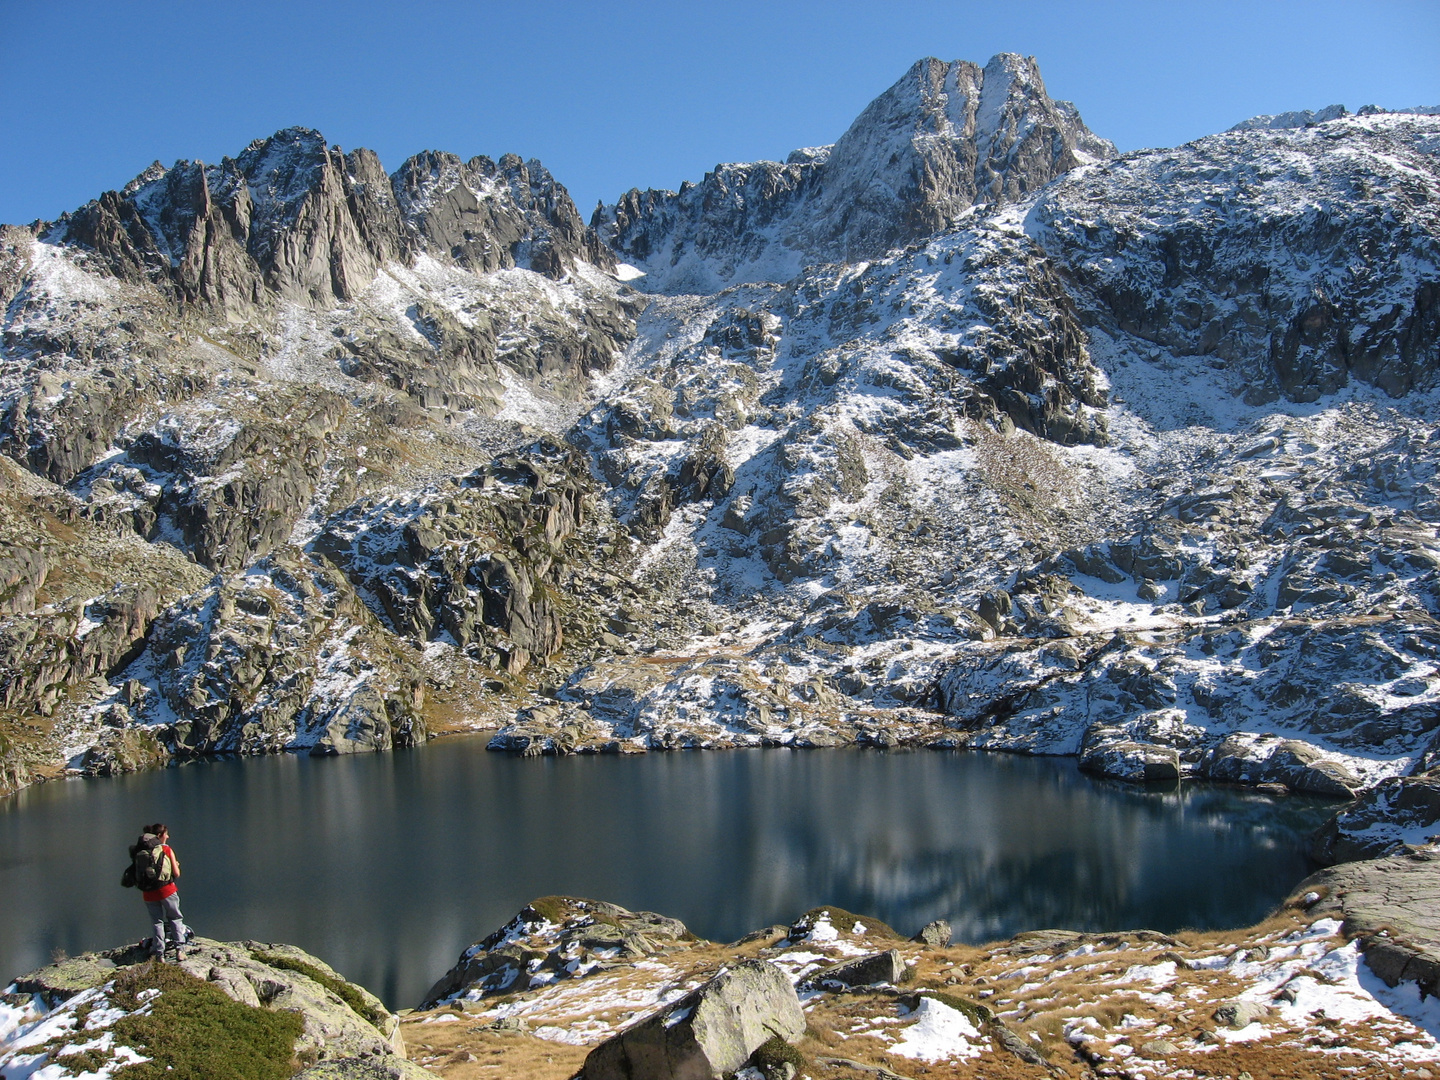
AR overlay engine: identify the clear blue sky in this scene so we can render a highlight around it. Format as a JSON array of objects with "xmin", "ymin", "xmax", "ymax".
[{"xmin": 2, "ymin": 0, "xmax": 1438, "ymax": 227}]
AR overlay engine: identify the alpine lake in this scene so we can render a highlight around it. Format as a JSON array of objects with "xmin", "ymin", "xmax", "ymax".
[{"xmin": 0, "ymin": 740, "xmax": 1339, "ymax": 1010}]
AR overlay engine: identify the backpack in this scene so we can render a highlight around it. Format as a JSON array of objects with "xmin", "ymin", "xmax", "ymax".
[{"xmin": 124, "ymin": 834, "xmax": 173, "ymax": 891}]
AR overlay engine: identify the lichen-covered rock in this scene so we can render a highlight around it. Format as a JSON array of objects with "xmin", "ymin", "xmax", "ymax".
[
  {"xmin": 582, "ymin": 959, "xmax": 804, "ymax": 1080},
  {"xmin": 913, "ymin": 920, "xmax": 952, "ymax": 948},
  {"xmin": 296, "ymin": 1058, "xmax": 434, "ymax": 1080},
  {"xmin": 1212, "ymin": 1001, "xmax": 1270, "ymax": 1029},
  {"xmin": 7, "ymin": 937, "xmax": 407, "ymax": 1067}
]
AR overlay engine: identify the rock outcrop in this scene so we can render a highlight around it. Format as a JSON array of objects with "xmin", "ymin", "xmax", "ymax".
[
  {"xmin": 316, "ymin": 442, "xmax": 611, "ymax": 676},
  {"xmin": 1311, "ymin": 774, "xmax": 1440, "ymax": 863},
  {"xmin": 1295, "ymin": 851, "xmax": 1440, "ymax": 996},
  {"xmin": 422, "ymin": 896, "xmax": 692, "ymax": 1008},
  {"xmin": 1028, "ymin": 111, "xmax": 1440, "ymax": 405},
  {"xmin": 390, "ymin": 893, "xmax": 1440, "ymax": 1079},
  {"xmin": 1, "ymin": 938, "xmax": 417, "ymax": 1076},
  {"xmin": 140, "ymin": 550, "xmax": 428, "ymax": 757}
]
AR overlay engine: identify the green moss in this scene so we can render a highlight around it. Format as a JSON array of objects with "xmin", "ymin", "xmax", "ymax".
[
  {"xmin": 109, "ymin": 960, "xmax": 304, "ymax": 1080},
  {"xmin": 748, "ymin": 1034, "xmax": 806, "ymax": 1078},
  {"xmin": 249, "ymin": 950, "xmax": 388, "ymax": 1032},
  {"xmin": 525, "ymin": 896, "xmax": 578, "ymax": 925}
]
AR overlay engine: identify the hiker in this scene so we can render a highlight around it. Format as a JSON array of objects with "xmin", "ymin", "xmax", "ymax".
[{"xmin": 128, "ymin": 822, "xmax": 190, "ymax": 959}]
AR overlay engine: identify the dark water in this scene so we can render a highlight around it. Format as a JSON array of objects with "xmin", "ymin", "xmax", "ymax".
[{"xmin": 0, "ymin": 741, "xmax": 1337, "ymax": 1010}]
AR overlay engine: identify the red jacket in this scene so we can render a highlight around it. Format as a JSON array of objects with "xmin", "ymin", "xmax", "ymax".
[{"xmin": 141, "ymin": 844, "xmax": 179, "ymax": 902}]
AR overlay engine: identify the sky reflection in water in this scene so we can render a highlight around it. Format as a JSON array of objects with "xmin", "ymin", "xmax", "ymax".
[{"xmin": 0, "ymin": 741, "xmax": 1337, "ymax": 1009}]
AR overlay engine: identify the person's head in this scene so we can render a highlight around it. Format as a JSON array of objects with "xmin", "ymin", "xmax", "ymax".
[{"xmin": 148, "ymin": 822, "xmax": 167, "ymax": 841}]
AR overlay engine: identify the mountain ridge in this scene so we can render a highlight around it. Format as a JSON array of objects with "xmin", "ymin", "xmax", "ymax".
[
  {"xmin": 0, "ymin": 55, "xmax": 1437, "ymax": 881},
  {"xmin": 593, "ymin": 52, "xmax": 1116, "ymax": 293}
]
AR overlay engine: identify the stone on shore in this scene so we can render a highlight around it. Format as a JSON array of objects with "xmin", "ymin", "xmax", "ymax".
[{"xmin": 1310, "ymin": 775, "xmax": 1440, "ymax": 864}]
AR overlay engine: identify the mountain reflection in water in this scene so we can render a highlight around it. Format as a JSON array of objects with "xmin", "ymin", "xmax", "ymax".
[{"xmin": 0, "ymin": 741, "xmax": 1336, "ymax": 1010}]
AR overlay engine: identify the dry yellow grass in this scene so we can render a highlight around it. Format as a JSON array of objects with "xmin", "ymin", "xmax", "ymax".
[{"xmin": 393, "ymin": 900, "xmax": 1436, "ymax": 1080}]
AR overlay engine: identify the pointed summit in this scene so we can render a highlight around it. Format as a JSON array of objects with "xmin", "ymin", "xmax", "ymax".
[
  {"xmin": 812, "ymin": 53, "xmax": 1115, "ymax": 259},
  {"xmin": 600, "ymin": 53, "xmax": 1115, "ymax": 292}
]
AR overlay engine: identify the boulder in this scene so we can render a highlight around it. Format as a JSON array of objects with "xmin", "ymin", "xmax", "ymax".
[
  {"xmin": 1078, "ymin": 728, "xmax": 1181, "ymax": 783},
  {"xmin": 1212, "ymin": 1001, "xmax": 1269, "ymax": 1029},
  {"xmin": 803, "ymin": 950, "xmax": 906, "ymax": 991},
  {"xmin": 582, "ymin": 960, "xmax": 804, "ymax": 1080},
  {"xmin": 912, "ymin": 921, "xmax": 952, "ymax": 948},
  {"xmin": 1202, "ymin": 735, "xmax": 1359, "ymax": 796}
]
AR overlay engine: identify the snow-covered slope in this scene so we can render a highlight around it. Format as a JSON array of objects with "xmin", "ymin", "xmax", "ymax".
[
  {"xmin": 1, "ymin": 56, "xmax": 1439, "ymax": 865},
  {"xmin": 1029, "ymin": 111, "xmax": 1440, "ymax": 406}
]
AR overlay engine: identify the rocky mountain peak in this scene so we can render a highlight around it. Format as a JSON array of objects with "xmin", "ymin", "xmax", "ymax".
[
  {"xmin": 391, "ymin": 148, "xmax": 613, "ymax": 277},
  {"xmin": 44, "ymin": 125, "xmax": 614, "ymax": 318},
  {"xmin": 598, "ymin": 52, "xmax": 1115, "ymax": 292}
]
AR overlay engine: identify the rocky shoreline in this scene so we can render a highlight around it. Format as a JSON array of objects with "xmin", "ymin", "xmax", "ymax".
[{"xmin": 4, "ymin": 854, "xmax": 1437, "ymax": 1079}]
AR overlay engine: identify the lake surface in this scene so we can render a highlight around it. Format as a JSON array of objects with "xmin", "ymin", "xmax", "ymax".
[{"xmin": 0, "ymin": 741, "xmax": 1338, "ymax": 1010}]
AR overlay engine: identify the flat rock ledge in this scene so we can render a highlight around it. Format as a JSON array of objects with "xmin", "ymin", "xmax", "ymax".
[{"xmin": 1296, "ymin": 849, "xmax": 1440, "ymax": 995}]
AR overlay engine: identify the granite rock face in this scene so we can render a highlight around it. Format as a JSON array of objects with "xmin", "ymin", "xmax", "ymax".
[
  {"xmin": 1295, "ymin": 851, "xmax": 1440, "ymax": 996},
  {"xmin": 394, "ymin": 151, "xmax": 615, "ymax": 277},
  {"xmin": 60, "ymin": 129, "xmax": 407, "ymax": 313},
  {"xmin": 141, "ymin": 550, "xmax": 428, "ymax": 757},
  {"xmin": 57, "ymin": 127, "xmax": 616, "ymax": 315},
  {"xmin": 315, "ymin": 443, "xmax": 609, "ymax": 676}
]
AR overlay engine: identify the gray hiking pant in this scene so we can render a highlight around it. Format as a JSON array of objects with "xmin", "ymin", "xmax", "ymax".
[{"xmin": 144, "ymin": 894, "xmax": 187, "ymax": 954}]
